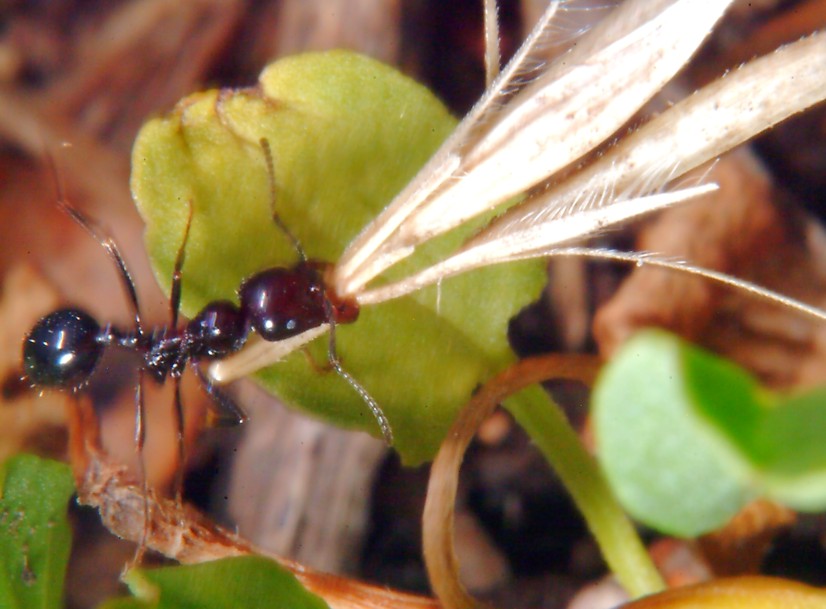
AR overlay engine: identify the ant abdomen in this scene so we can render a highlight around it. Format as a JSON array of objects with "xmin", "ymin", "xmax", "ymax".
[{"xmin": 23, "ymin": 308, "xmax": 104, "ymax": 390}]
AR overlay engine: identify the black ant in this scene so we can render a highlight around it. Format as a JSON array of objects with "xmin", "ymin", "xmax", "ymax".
[{"xmin": 22, "ymin": 140, "xmax": 393, "ymax": 507}]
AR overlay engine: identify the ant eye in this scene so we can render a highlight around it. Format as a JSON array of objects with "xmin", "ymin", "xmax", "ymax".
[{"xmin": 23, "ymin": 308, "xmax": 103, "ymax": 389}]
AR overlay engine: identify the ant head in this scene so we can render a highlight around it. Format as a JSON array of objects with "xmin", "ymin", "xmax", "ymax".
[{"xmin": 23, "ymin": 308, "xmax": 103, "ymax": 390}]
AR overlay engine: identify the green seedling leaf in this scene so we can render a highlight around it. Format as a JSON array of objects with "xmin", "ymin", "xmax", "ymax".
[
  {"xmin": 595, "ymin": 329, "xmax": 826, "ymax": 536},
  {"xmin": 0, "ymin": 454, "xmax": 74, "ymax": 609},
  {"xmin": 132, "ymin": 51, "xmax": 545, "ymax": 464},
  {"xmin": 593, "ymin": 330, "xmax": 755, "ymax": 537},
  {"xmin": 100, "ymin": 556, "xmax": 329, "ymax": 609}
]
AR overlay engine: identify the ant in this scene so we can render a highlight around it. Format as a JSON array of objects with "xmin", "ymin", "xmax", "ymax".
[{"xmin": 22, "ymin": 140, "xmax": 393, "ymax": 509}]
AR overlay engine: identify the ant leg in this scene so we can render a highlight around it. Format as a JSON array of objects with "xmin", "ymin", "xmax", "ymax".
[
  {"xmin": 133, "ymin": 367, "xmax": 149, "ymax": 564},
  {"xmin": 168, "ymin": 202, "xmax": 194, "ymax": 509},
  {"xmin": 323, "ymin": 300, "xmax": 394, "ymax": 445},
  {"xmin": 172, "ymin": 376, "xmax": 186, "ymax": 507},
  {"xmin": 191, "ymin": 361, "xmax": 249, "ymax": 427},
  {"xmin": 300, "ymin": 347, "xmax": 332, "ymax": 374},
  {"xmin": 45, "ymin": 152, "xmax": 145, "ymax": 336},
  {"xmin": 259, "ymin": 138, "xmax": 306, "ymax": 262}
]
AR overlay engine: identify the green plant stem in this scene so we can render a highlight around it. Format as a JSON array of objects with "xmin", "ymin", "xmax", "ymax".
[{"xmin": 505, "ymin": 385, "xmax": 665, "ymax": 598}]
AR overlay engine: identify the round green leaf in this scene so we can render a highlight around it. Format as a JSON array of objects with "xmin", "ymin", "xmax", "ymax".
[
  {"xmin": 593, "ymin": 330, "xmax": 754, "ymax": 537},
  {"xmin": 131, "ymin": 51, "xmax": 545, "ymax": 464}
]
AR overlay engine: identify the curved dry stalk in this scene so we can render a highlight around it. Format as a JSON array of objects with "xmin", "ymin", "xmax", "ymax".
[{"xmin": 422, "ymin": 354, "xmax": 601, "ymax": 609}]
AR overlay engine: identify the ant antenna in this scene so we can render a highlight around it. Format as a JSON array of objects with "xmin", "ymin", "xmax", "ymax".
[
  {"xmin": 323, "ymin": 299, "xmax": 393, "ymax": 444},
  {"xmin": 45, "ymin": 152, "xmax": 145, "ymax": 337},
  {"xmin": 169, "ymin": 202, "xmax": 194, "ymax": 329},
  {"xmin": 260, "ymin": 141, "xmax": 391, "ymax": 443},
  {"xmin": 260, "ymin": 138, "xmax": 306, "ymax": 262}
]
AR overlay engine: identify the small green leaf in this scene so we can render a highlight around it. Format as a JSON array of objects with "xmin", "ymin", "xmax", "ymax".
[
  {"xmin": 0, "ymin": 454, "xmax": 74, "ymax": 609},
  {"xmin": 131, "ymin": 51, "xmax": 545, "ymax": 464},
  {"xmin": 106, "ymin": 557, "xmax": 329, "ymax": 609},
  {"xmin": 593, "ymin": 330, "xmax": 754, "ymax": 537}
]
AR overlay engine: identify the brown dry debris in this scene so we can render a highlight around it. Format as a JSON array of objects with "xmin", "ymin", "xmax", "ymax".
[
  {"xmin": 699, "ymin": 500, "xmax": 797, "ymax": 577},
  {"xmin": 67, "ymin": 395, "xmax": 440, "ymax": 609}
]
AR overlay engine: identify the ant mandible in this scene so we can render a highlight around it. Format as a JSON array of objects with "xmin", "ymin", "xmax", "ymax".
[{"xmin": 22, "ymin": 139, "xmax": 394, "ymax": 500}]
